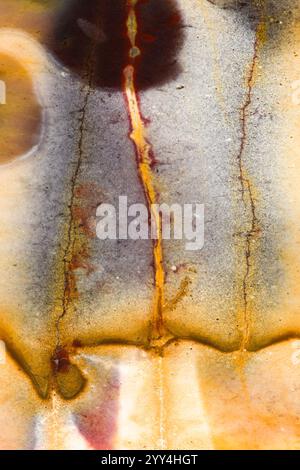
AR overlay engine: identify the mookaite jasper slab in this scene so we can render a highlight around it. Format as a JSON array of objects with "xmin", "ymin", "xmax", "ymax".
[{"xmin": 0, "ymin": 0, "xmax": 299, "ymax": 449}]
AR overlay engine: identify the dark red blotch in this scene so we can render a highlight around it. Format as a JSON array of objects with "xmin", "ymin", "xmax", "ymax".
[
  {"xmin": 51, "ymin": 347, "xmax": 71, "ymax": 374},
  {"xmin": 76, "ymin": 370, "xmax": 120, "ymax": 450}
]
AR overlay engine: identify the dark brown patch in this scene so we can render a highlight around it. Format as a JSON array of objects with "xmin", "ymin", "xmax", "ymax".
[
  {"xmin": 46, "ymin": 0, "xmax": 185, "ymax": 90},
  {"xmin": 0, "ymin": 53, "xmax": 42, "ymax": 164},
  {"xmin": 51, "ymin": 346, "xmax": 71, "ymax": 373}
]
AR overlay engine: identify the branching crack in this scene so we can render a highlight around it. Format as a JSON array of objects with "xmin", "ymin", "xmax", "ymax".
[
  {"xmin": 54, "ymin": 84, "xmax": 92, "ymax": 348},
  {"xmin": 238, "ymin": 22, "xmax": 264, "ymax": 350},
  {"xmin": 54, "ymin": 11, "xmax": 101, "ymax": 351}
]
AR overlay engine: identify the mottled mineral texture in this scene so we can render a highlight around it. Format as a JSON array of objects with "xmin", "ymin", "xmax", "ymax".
[{"xmin": 0, "ymin": 0, "xmax": 299, "ymax": 450}]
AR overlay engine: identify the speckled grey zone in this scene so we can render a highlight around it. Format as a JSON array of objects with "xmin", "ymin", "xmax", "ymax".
[
  {"xmin": 13, "ymin": 69, "xmax": 154, "ymax": 340},
  {"xmin": 142, "ymin": 0, "xmax": 258, "ymax": 348},
  {"xmin": 140, "ymin": 0, "xmax": 300, "ymax": 349},
  {"xmin": 71, "ymin": 88, "xmax": 154, "ymax": 313},
  {"xmin": 243, "ymin": 0, "xmax": 300, "ymax": 347},
  {"xmin": 25, "ymin": 70, "xmax": 83, "ymax": 317},
  {"xmin": 0, "ymin": 63, "xmax": 83, "ymax": 338}
]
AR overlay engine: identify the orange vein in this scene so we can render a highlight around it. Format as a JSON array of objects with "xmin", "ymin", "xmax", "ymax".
[{"xmin": 124, "ymin": 1, "xmax": 164, "ymax": 339}]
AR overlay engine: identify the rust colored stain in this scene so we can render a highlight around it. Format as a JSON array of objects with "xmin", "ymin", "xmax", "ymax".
[
  {"xmin": 56, "ymin": 182, "xmax": 103, "ymax": 328},
  {"xmin": 62, "ymin": 182, "xmax": 103, "ymax": 290},
  {"xmin": 76, "ymin": 370, "xmax": 120, "ymax": 450},
  {"xmin": 0, "ymin": 53, "xmax": 42, "ymax": 164},
  {"xmin": 164, "ymin": 277, "xmax": 192, "ymax": 312},
  {"xmin": 62, "ymin": 183, "xmax": 103, "ymax": 305},
  {"xmin": 73, "ymin": 183, "xmax": 104, "ymax": 239}
]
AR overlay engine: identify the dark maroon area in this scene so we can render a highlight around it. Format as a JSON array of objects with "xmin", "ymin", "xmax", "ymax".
[
  {"xmin": 46, "ymin": 0, "xmax": 185, "ymax": 89},
  {"xmin": 51, "ymin": 347, "xmax": 71, "ymax": 374}
]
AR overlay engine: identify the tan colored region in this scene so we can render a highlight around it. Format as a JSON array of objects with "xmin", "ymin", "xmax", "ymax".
[
  {"xmin": 0, "ymin": 53, "xmax": 42, "ymax": 164},
  {"xmin": 1, "ymin": 341, "xmax": 299, "ymax": 449},
  {"xmin": 0, "ymin": 0, "xmax": 56, "ymax": 41}
]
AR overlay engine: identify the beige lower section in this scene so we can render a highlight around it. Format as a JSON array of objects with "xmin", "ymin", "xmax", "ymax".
[
  {"xmin": 0, "ymin": 340, "xmax": 299, "ymax": 450},
  {"xmin": 165, "ymin": 341, "xmax": 300, "ymax": 450}
]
